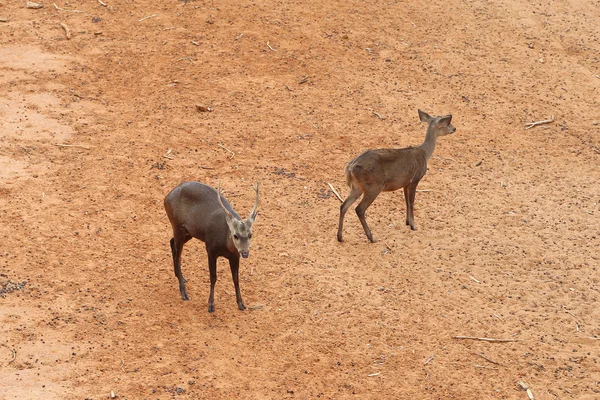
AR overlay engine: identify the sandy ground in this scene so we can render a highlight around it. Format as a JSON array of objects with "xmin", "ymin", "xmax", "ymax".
[{"xmin": 0, "ymin": 0, "xmax": 599, "ymax": 398}]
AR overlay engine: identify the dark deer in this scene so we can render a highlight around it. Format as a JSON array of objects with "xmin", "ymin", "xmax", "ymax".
[
  {"xmin": 337, "ymin": 109, "xmax": 456, "ymax": 243},
  {"xmin": 164, "ymin": 181, "xmax": 259, "ymax": 312}
]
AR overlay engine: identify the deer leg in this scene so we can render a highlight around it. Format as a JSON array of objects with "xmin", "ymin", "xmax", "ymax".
[
  {"xmin": 228, "ymin": 256, "xmax": 246, "ymax": 311},
  {"xmin": 337, "ymin": 185, "xmax": 363, "ymax": 242},
  {"xmin": 207, "ymin": 252, "xmax": 218, "ymax": 313},
  {"xmin": 403, "ymin": 186, "xmax": 410, "ymax": 227},
  {"xmin": 355, "ymin": 188, "xmax": 382, "ymax": 243},
  {"xmin": 170, "ymin": 233, "xmax": 191, "ymax": 300},
  {"xmin": 406, "ymin": 182, "xmax": 419, "ymax": 230}
]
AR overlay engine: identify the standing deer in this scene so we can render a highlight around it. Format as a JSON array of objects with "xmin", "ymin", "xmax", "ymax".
[
  {"xmin": 164, "ymin": 181, "xmax": 259, "ymax": 313},
  {"xmin": 337, "ymin": 109, "xmax": 456, "ymax": 243}
]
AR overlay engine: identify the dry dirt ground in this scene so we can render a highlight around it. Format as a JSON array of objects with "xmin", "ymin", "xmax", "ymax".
[{"xmin": 1, "ymin": 0, "xmax": 599, "ymax": 398}]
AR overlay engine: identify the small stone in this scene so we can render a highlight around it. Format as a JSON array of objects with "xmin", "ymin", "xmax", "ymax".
[{"xmin": 196, "ymin": 105, "xmax": 212, "ymax": 112}]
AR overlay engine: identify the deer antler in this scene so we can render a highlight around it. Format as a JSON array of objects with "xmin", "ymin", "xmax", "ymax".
[{"xmin": 216, "ymin": 181, "xmax": 234, "ymax": 219}]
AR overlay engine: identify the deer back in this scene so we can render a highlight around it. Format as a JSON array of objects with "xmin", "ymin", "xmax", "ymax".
[
  {"xmin": 164, "ymin": 182, "xmax": 239, "ymax": 244},
  {"xmin": 348, "ymin": 148, "xmax": 428, "ymax": 192}
]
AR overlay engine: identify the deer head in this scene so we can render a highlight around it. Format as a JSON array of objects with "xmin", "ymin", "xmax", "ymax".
[{"xmin": 217, "ymin": 181, "xmax": 260, "ymax": 258}]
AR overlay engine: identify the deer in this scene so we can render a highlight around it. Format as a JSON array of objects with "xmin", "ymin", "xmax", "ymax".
[
  {"xmin": 337, "ymin": 109, "xmax": 456, "ymax": 243},
  {"xmin": 164, "ymin": 181, "xmax": 259, "ymax": 313}
]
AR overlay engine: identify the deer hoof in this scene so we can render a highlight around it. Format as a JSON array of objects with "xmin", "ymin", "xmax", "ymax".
[
  {"xmin": 238, "ymin": 303, "xmax": 246, "ymax": 311},
  {"xmin": 208, "ymin": 304, "xmax": 215, "ymax": 313},
  {"xmin": 180, "ymin": 289, "xmax": 190, "ymax": 301}
]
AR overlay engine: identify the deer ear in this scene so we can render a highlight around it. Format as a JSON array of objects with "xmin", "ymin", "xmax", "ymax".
[
  {"xmin": 437, "ymin": 115, "xmax": 452, "ymax": 127},
  {"xmin": 418, "ymin": 109, "xmax": 432, "ymax": 123}
]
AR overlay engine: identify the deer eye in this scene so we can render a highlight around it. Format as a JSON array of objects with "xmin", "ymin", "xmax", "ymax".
[
  {"xmin": 248, "ymin": 233, "xmax": 252, "ymax": 239},
  {"xmin": 233, "ymin": 234, "xmax": 239, "ymax": 240}
]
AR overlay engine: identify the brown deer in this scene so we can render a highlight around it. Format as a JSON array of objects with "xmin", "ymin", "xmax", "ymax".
[
  {"xmin": 337, "ymin": 109, "xmax": 456, "ymax": 243},
  {"xmin": 164, "ymin": 181, "xmax": 259, "ymax": 312}
]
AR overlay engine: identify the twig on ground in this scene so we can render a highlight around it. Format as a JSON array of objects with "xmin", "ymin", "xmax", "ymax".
[
  {"xmin": 424, "ymin": 355, "xmax": 435, "ymax": 365},
  {"xmin": 469, "ymin": 275, "xmax": 481, "ymax": 284},
  {"xmin": 517, "ymin": 380, "xmax": 535, "ymax": 400},
  {"xmin": 98, "ymin": 0, "xmax": 107, "ymax": 6},
  {"xmin": 235, "ymin": 33, "xmax": 244, "ymax": 40},
  {"xmin": 372, "ymin": 111, "xmax": 385, "ymax": 120},
  {"xmin": 53, "ymin": 3, "xmax": 84, "ymax": 12},
  {"xmin": 454, "ymin": 336, "xmax": 520, "ymax": 343},
  {"xmin": 562, "ymin": 305, "xmax": 577, "ymax": 318},
  {"xmin": 138, "ymin": 14, "xmax": 158, "ymax": 22},
  {"xmin": 266, "ymin": 41, "xmax": 276, "ymax": 51},
  {"xmin": 416, "ymin": 189, "xmax": 434, "ymax": 192},
  {"xmin": 1, "ymin": 344, "xmax": 16, "ymax": 365},
  {"xmin": 60, "ymin": 22, "xmax": 71, "ymax": 39},
  {"xmin": 476, "ymin": 353, "xmax": 502, "ymax": 366},
  {"xmin": 327, "ymin": 183, "xmax": 343, "ymax": 202},
  {"xmin": 163, "ymin": 149, "xmax": 174, "ymax": 160},
  {"xmin": 218, "ymin": 144, "xmax": 235, "ymax": 159},
  {"xmin": 524, "ymin": 115, "xmax": 554, "ymax": 129},
  {"xmin": 367, "ymin": 372, "xmax": 381, "ymax": 377},
  {"xmin": 55, "ymin": 143, "xmax": 90, "ymax": 149}
]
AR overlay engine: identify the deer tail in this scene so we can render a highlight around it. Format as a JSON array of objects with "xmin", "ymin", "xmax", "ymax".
[{"xmin": 344, "ymin": 162, "xmax": 353, "ymax": 187}]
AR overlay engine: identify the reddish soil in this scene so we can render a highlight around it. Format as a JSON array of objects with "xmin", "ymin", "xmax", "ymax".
[{"xmin": 1, "ymin": 0, "xmax": 599, "ymax": 399}]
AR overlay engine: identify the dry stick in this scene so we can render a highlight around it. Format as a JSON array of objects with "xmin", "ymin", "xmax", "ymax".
[
  {"xmin": 218, "ymin": 144, "xmax": 235, "ymax": 159},
  {"xmin": 327, "ymin": 183, "xmax": 343, "ymax": 202},
  {"xmin": 60, "ymin": 22, "xmax": 71, "ymax": 39},
  {"xmin": 517, "ymin": 380, "xmax": 535, "ymax": 400},
  {"xmin": 476, "ymin": 353, "xmax": 502, "ymax": 366},
  {"xmin": 163, "ymin": 149, "xmax": 174, "ymax": 160},
  {"xmin": 266, "ymin": 41, "xmax": 276, "ymax": 51},
  {"xmin": 53, "ymin": 3, "xmax": 84, "ymax": 12},
  {"xmin": 524, "ymin": 115, "xmax": 554, "ymax": 129},
  {"xmin": 454, "ymin": 336, "xmax": 520, "ymax": 343},
  {"xmin": 424, "ymin": 355, "xmax": 435, "ymax": 365},
  {"xmin": 138, "ymin": 14, "xmax": 158, "ymax": 22},
  {"xmin": 372, "ymin": 111, "xmax": 385, "ymax": 120},
  {"xmin": 1, "ymin": 344, "xmax": 16, "ymax": 364},
  {"xmin": 98, "ymin": 0, "xmax": 107, "ymax": 6},
  {"xmin": 55, "ymin": 143, "xmax": 89, "ymax": 149}
]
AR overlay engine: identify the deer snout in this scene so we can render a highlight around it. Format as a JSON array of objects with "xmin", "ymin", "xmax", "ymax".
[
  {"xmin": 449, "ymin": 126, "xmax": 456, "ymax": 134},
  {"xmin": 240, "ymin": 251, "xmax": 250, "ymax": 258}
]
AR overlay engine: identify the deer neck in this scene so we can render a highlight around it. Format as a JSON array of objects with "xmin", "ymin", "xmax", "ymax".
[{"xmin": 418, "ymin": 127, "xmax": 438, "ymax": 160}]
